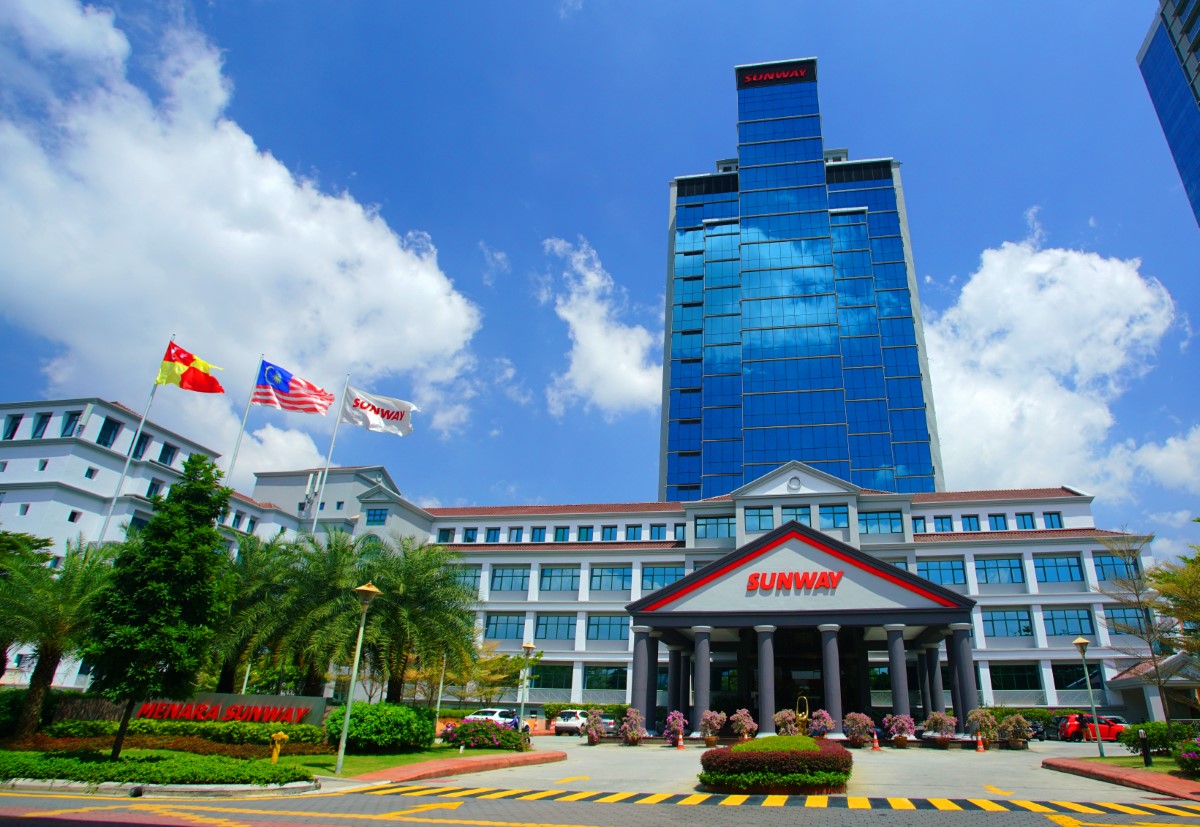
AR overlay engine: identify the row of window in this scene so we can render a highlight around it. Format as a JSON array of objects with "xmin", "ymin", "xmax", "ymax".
[
  {"xmin": 914, "ymin": 512, "xmax": 1063, "ymax": 533},
  {"xmin": 484, "ymin": 613, "xmax": 632, "ymax": 641},
  {"xmin": 528, "ymin": 663, "xmax": 627, "ymax": 691},
  {"xmin": 436, "ymin": 523, "xmax": 686, "ymax": 544},
  {"xmin": 0, "ymin": 412, "xmax": 182, "ymax": 466},
  {"xmin": 739, "ymin": 505, "xmax": 1066, "ymax": 535},
  {"xmin": 910, "ymin": 553, "xmax": 1137, "ymax": 586},
  {"xmin": 981, "ymin": 607, "xmax": 1147, "ymax": 638},
  {"xmin": 459, "ymin": 564, "xmax": 687, "ymax": 594}
]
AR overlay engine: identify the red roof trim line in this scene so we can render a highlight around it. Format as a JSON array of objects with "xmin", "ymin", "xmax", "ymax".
[
  {"xmin": 915, "ymin": 528, "xmax": 1129, "ymax": 543},
  {"xmin": 642, "ymin": 529, "xmax": 958, "ymax": 611},
  {"xmin": 444, "ymin": 540, "xmax": 684, "ymax": 551},
  {"xmin": 428, "ymin": 502, "xmax": 685, "ymax": 517}
]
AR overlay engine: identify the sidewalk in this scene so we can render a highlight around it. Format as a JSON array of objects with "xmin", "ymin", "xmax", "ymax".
[
  {"xmin": 1043, "ymin": 755, "xmax": 1200, "ymax": 801},
  {"xmin": 348, "ymin": 749, "xmax": 567, "ymax": 784}
]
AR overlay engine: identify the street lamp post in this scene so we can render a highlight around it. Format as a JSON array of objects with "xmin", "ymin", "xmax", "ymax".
[
  {"xmin": 335, "ymin": 582, "xmax": 383, "ymax": 775},
  {"xmin": 1073, "ymin": 636, "xmax": 1105, "ymax": 758},
  {"xmin": 518, "ymin": 642, "xmax": 535, "ymax": 734}
]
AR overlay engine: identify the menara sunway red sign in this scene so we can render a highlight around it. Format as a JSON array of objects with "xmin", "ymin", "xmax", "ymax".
[
  {"xmin": 746, "ymin": 570, "xmax": 844, "ymax": 592},
  {"xmin": 133, "ymin": 692, "xmax": 324, "ymax": 725},
  {"xmin": 736, "ymin": 59, "xmax": 818, "ymax": 89}
]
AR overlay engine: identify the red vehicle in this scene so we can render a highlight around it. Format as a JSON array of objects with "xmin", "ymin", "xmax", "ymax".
[{"xmin": 1057, "ymin": 713, "xmax": 1126, "ymax": 742}]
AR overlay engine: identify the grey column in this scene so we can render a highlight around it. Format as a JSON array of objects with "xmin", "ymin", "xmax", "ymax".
[
  {"xmin": 692, "ymin": 626, "xmax": 712, "ymax": 732},
  {"xmin": 853, "ymin": 629, "xmax": 871, "ymax": 712},
  {"xmin": 819, "ymin": 624, "xmax": 843, "ymax": 733},
  {"xmin": 951, "ymin": 622, "xmax": 979, "ymax": 725},
  {"xmin": 945, "ymin": 633, "xmax": 964, "ymax": 732},
  {"xmin": 884, "ymin": 624, "xmax": 910, "ymax": 717},
  {"xmin": 926, "ymin": 645, "xmax": 945, "ymax": 713},
  {"xmin": 680, "ymin": 651, "xmax": 693, "ymax": 723},
  {"xmin": 737, "ymin": 638, "xmax": 753, "ymax": 708},
  {"xmin": 667, "ymin": 647, "xmax": 682, "ymax": 714},
  {"xmin": 755, "ymin": 625, "xmax": 777, "ymax": 736},
  {"xmin": 631, "ymin": 626, "xmax": 650, "ymax": 727},
  {"xmin": 645, "ymin": 632, "xmax": 661, "ymax": 734},
  {"xmin": 917, "ymin": 649, "xmax": 932, "ymax": 718}
]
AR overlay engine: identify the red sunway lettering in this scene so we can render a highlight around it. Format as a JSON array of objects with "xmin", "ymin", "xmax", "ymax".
[
  {"xmin": 353, "ymin": 398, "xmax": 406, "ymax": 420},
  {"xmin": 745, "ymin": 570, "xmax": 844, "ymax": 591},
  {"xmin": 744, "ymin": 68, "xmax": 806, "ymax": 83}
]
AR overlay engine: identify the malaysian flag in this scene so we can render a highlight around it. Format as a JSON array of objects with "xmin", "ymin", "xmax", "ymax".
[{"xmin": 251, "ymin": 360, "xmax": 334, "ymax": 414}]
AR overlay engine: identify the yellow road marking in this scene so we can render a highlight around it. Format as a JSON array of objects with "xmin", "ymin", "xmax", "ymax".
[
  {"xmin": 517, "ymin": 789, "xmax": 565, "ymax": 800},
  {"xmin": 1050, "ymin": 801, "xmax": 1105, "ymax": 814},
  {"xmin": 985, "ymin": 784, "xmax": 1014, "ymax": 795},
  {"xmin": 478, "ymin": 789, "xmax": 530, "ymax": 799},
  {"xmin": 967, "ymin": 798, "xmax": 1010, "ymax": 812},
  {"xmin": 378, "ymin": 802, "xmax": 465, "ymax": 816},
  {"xmin": 554, "ymin": 775, "xmax": 589, "ymax": 783},
  {"xmin": 887, "ymin": 797, "xmax": 916, "ymax": 810},
  {"xmin": 676, "ymin": 793, "xmax": 711, "ymax": 805},
  {"xmin": 1010, "ymin": 799, "xmax": 1056, "ymax": 812},
  {"xmin": 634, "ymin": 793, "xmax": 672, "ymax": 804},
  {"xmin": 141, "ymin": 804, "xmax": 250, "ymax": 827},
  {"xmin": 804, "ymin": 794, "xmax": 829, "ymax": 808},
  {"xmin": 718, "ymin": 794, "xmax": 749, "ymax": 805},
  {"xmin": 847, "ymin": 797, "xmax": 871, "ymax": 809},
  {"xmin": 555, "ymin": 791, "xmax": 601, "ymax": 801},
  {"xmin": 1095, "ymin": 802, "xmax": 1154, "ymax": 815},
  {"xmin": 440, "ymin": 787, "xmax": 494, "ymax": 798},
  {"xmin": 401, "ymin": 785, "xmax": 462, "ymax": 796},
  {"xmin": 762, "ymin": 795, "xmax": 787, "ymax": 806},
  {"xmin": 928, "ymin": 798, "xmax": 962, "ymax": 811},
  {"xmin": 1138, "ymin": 802, "xmax": 1199, "ymax": 816},
  {"xmin": 594, "ymin": 791, "xmax": 638, "ymax": 803},
  {"xmin": 12, "ymin": 805, "xmax": 130, "ymax": 818}
]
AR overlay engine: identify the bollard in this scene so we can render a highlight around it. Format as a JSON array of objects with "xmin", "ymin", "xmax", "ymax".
[
  {"xmin": 270, "ymin": 731, "xmax": 289, "ymax": 765},
  {"xmin": 1140, "ymin": 728, "xmax": 1153, "ymax": 767}
]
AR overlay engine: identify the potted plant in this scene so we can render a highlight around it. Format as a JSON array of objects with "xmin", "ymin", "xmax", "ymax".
[
  {"xmin": 807, "ymin": 709, "xmax": 835, "ymax": 738},
  {"xmin": 773, "ymin": 708, "xmax": 800, "ymax": 736},
  {"xmin": 967, "ymin": 708, "xmax": 998, "ymax": 749},
  {"xmin": 700, "ymin": 709, "xmax": 727, "ymax": 747},
  {"xmin": 842, "ymin": 712, "xmax": 874, "ymax": 748},
  {"xmin": 580, "ymin": 708, "xmax": 606, "ymax": 745},
  {"xmin": 883, "ymin": 713, "xmax": 916, "ymax": 747},
  {"xmin": 922, "ymin": 711, "xmax": 957, "ymax": 748},
  {"xmin": 997, "ymin": 713, "xmax": 1032, "ymax": 749},
  {"xmin": 730, "ymin": 708, "xmax": 758, "ymax": 740},
  {"xmin": 619, "ymin": 707, "xmax": 645, "ymax": 746},
  {"xmin": 664, "ymin": 709, "xmax": 688, "ymax": 747}
]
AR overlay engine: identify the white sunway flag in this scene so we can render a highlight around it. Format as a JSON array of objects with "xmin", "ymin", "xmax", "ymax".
[{"xmin": 340, "ymin": 385, "xmax": 419, "ymax": 436}]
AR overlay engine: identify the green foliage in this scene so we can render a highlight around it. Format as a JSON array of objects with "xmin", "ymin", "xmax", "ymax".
[
  {"xmin": 697, "ymin": 769, "xmax": 851, "ymax": 791},
  {"xmin": 543, "ymin": 703, "xmax": 631, "ymax": 721},
  {"xmin": 1119, "ymin": 721, "xmax": 1197, "ymax": 755},
  {"xmin": 43, "ymin": 718, "xmax": 326, "ymax": 745},
  {"xmin": 699, "ymin": 738, "xmax": 852, "ymax": 792},
  {"xmin": 731, "ymin": 734, "xmax": 818, "ymax": 753},
  {"xmin": 1176, "ymin": 737, "xmax": 1200, "ymax": 776},
  {"xmin": 0, "ymin": 689, "xmax": 70, "ymax": 738},
  {"xmin": 11, "ymin": 733, "xmax": 332, "ymax": 759},
  {"xmin": 325, "ymin": 703, "xmax": 435, "ymax": 753},
  {"xmin": 992, "ymin": 707, "xmax": 1056, "ymax": 725},
  {"xmin": 441, "ymin": 720, "xmax": 529, "ymax": 752},
  {"xmin": 0, "ymin": 750, "xmax": 312, "ymax": 785}
]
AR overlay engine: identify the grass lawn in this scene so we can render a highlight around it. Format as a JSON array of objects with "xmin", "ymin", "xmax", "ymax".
[
  {"xmin": 275, "ymin": 744, "xmax": 513, "ymax": 777},
  {"xmin": 1080, "ymin": 753, "xmax": 1190, "ymax": 777}
]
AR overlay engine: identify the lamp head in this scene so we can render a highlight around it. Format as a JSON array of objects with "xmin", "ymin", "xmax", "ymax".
[
  {"xmin": 1073, "ymin": 636, "xmax": 1090, "ymax": 657},
  {"xmin": 354, "ymin": 581, "xmax": 383, "ymax": 608},
  {"xmin": 522, "ymin": 642, "xmax": 536, "ymax": 655}
]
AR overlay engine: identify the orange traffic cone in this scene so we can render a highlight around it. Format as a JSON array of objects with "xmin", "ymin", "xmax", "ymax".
[
  {"xmin": 676, "ymin": 735, "xmax": 685, "ymax": 750},
  {"xmin": 975, "ymin": 733, "xmax": 984, "ymax": 753},
  {"xmin": 871, "ymin": 731, "xmax": 881, "ymax": 751}
]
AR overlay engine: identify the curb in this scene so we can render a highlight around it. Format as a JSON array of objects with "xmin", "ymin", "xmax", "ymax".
[
  {"xmin": 352, "ymin": 750, "xmax": 568, "ymax": 783},
  {"xmin": 0, "ymin": 778, "xmax": 320, "ymax": 798},
  {"xmin": 1042, "ymin": 757, "xmax": 1200, "ymax": 801}
]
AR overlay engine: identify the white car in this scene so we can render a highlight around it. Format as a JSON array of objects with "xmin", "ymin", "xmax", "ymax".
[
  {"xmin": 462, "ymin": 708, "xmax": 530, "ymax": 733},
  {"xmin": 554, "ymin": 709, "xmax": 587, "ymax": 735}
]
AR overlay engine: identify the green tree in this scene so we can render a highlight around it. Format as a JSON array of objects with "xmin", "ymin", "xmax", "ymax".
[
  {"xmin": 83, "ymin": 454, "xmax": 231, "ymax": 759},
  {"xmin": 0, "ymin": 530, "xmax": 54, "ymax": 678},
  {"xmin": 1148, "ymin": 516, "xmax": 1200, "ymax": 654},
  {"xmin": 0, "ymin": 539, "xmax": 113, "ymax": 737}
]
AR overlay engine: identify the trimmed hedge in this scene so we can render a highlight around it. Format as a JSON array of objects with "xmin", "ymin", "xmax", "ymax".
[
  {"xmin": 0, "ymin": 689, "xmax": 72, "ymax": 737},
  {"xmin": 442, "ymin": 720, "xmax": 529, "ymax": 752},
  {"xmin": 1120, "ymin": 721, "xmax": 1196, "ymax": 755},
  {"xmin": 699, "ymin": 737, "xmax": 852, "ymax": 793},
  {"xmin": 43, "ymin": 718, "xmax": 325, "ymax": 745},
  {"xmin": 7, "ymin": 733, "xmax": 333, "ymax": 760},
  {"xmin": 544, "ymin": 703, "xmax": 631, "ymax": 722},
  {"xmin": 0, "ymin": 751, "xmax": 312, "ymax": 785},
  {"xmin": 324, "ymin": 703, "xmax": 435, "ymax": 754},
  {"xmin": 731, "ymin": 735, "xmax": 818, "ymax": 754}
]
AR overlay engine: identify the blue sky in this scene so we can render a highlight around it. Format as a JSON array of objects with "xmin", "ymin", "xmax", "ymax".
[{"xmin": 1, "ymin": 1, "xmax": 1197, "ymax": 559}]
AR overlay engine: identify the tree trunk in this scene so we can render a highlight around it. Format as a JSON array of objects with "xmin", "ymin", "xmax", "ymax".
[
  {"xmin": 301, "ymin": 666, "xmax": 326, "ymax": 698},
  {"xmin": 385, "ymin": 674, "xmax": 406, "ymax": 704},
  {"xmin": 111, "ymin": 697, "xmax": 138, "ymax": 761},
  {"xmin": 15, "ymin": 646, "xmax": 61, "ymax": 739},
  {"xmin": 215, "ymin": 660, "xmax": 238, "ymax": 694}
]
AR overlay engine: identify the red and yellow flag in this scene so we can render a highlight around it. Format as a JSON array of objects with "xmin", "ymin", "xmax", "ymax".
[{"xmin": 155, "ymin": 342, "xmax": 225, "ymax": 394}]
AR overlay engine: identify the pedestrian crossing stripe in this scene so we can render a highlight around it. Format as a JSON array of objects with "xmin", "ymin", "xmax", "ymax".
[{"xmin": 358, "ymin": 784, "xmax": 1200, "ymax": 814}]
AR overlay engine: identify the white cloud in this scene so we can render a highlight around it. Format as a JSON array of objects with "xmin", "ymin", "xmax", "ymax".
[
  {"xmin": 1147, "ymin": 509, "xmax": 1197, "ymax": 529},
  {"xmin": 0, "ymin": 1, "xmax": 482, "ymax": 488},
  {"xmin": 926, "ymin": 231, "xmax": 1178, "ymax": 501},
  {"xmin": 557, "ymin": 0, "xmax": 583, "ymax": 19},
  {"xmin": 491, "ymin": 357, "xmax": 532, "ymax": 405},
  {"xmin": 541, "ymin": 237, "xmax": 662, "ymax": 419},
  {"xmin": 479, "ymin": 241, "xmax": 510, "ymax": 287}
]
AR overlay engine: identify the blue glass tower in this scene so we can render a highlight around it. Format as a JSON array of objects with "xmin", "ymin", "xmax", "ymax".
[
  {"xmin": 1139, "ymin": 0, "xmax": 1200, "ymax": 227},
  {"xmin": 659, "ymin": 58, "xmax": 944, "ymax": 501}
]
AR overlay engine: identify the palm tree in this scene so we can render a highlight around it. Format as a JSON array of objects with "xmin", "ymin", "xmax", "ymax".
[
  {"xmin": 0, "ymin": 530, "xmax": 54, "ymax": 678},
  {"xmin": 0, "ymin": 539, "xmax": 113, "ymax": 738},
  {"xmin": 365, "ymin": 536, "xmax": 477, "ymax": 703}
]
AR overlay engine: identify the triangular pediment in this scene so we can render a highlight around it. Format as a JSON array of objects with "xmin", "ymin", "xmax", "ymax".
[
  {"xmin": 732, "ymin": 461, "xmax": 862, "ymax": 499},
  {"xmin": 629, "ymin": 521, "xmax": 973, "ymax": 616}
]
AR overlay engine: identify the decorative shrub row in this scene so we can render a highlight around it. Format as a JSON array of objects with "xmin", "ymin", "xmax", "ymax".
[
  {"xmin": 699, "ymin": 737, "xmax": 852, "ymax": 792},
  {"xmin": 0, "ymin": 751, "xmax": 313, "ymax": 786},
  {"xmin": 324, "ymin": 703, "xmax": 435, "ymax": 754},
  {"xmin": 441, "ymin": 720, "xmax": 529, "ymax": 752},
  {"xmin": 1127, "ymin": 722, "xmax": 1198, "ymax": 755},
  {"xmin": 8, "ymin": 733, "xmax": 333, "ymax": 760},
  {"xmin": 43, "ymin": 718, "xmax": 325, "ymax": 745},
  {"xmin": 543, "ymin": 703, "xmax": 631, "ymax": 722}
]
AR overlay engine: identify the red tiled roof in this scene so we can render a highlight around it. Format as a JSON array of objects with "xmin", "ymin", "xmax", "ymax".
[
  {"xmin": 230, "ymin": 490, "xmax": 282, "ymax": 510},
  {"xmin": 912, "ymin": 487, "xmax": 1085, "ymax": 503},
  {"xmin": 915, "ymin": 528, "xmax": 1128, "ymax": 543},
  {"xmin": 444, "ymin": 541, "xmax": 685, "ymax": 552},
  {"xmin": 427, "ymin": 502, "xmax": 685, "ymax": 517}
]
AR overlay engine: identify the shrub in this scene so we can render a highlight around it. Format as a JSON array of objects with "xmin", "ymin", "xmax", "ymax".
[
  {"xmin": 773, "ymin": 709, "xmax": 800, "ymax": 736},
  {"xmin": 807, "ymin": 709, "xmax": 834, "ymax": 736},
  {"xmin": 1177, "ymin": 736, "xmax": 1200, "ymax": 776},
  {"xmin": 44, "ymin": 718, "xmax": 325, "ymax": 745},
  {"xmin": 619, "ymin": 708, "xmax": 644, "ymax": 745},
  {"xmin": 996, "ymin": 714, "xmax": 1032, "ymax": 740},
  {"xmin": 0, "ymin": 689, "xmax": 72, "ymax": 737},
  {"xmin": 967, "ymin": 708, "xmax": 998, "ymax": 740},
  {"xmin": 730, "ymin": 708, "xmax": 758, "ymax": 738},
  {"xmin": 883, "ymin": 714, "xmax": 915, "ymax": 738},
  {"xmin": 580, "ymin": 709, "xmax": 606, "ymax": 740},
  {"xmin": 700, "ymin": 710, "xmax": 727, "ymax": 737},
  {"xmin": 441, "ymin": 720, "xmax": 529, "ymax": 752},
  {"xmin": 664, "ymin": 710, "xmax": 688, "ymax": 746},
  {"xmin": 544, "ymin": 703, "xmax": 630, "ymax": 721},
  {"xmin": 324, "ymin": 703, "xmax": 435, "ymax": 754},
  {"xmin": 842, "ymin": 712, "xmax": 874, "ymax": 744},
  {"xmin": 922, "ymin": 711, "xmax": 957, "ymax": 737},
  {"xmin": 699, "ymin": 737, "xmax": 851, "ymax": 792},
  {"xmin": 5, "ymin": 732, "xmax": 333, "ymax": 759},
  {"xmin": 0, "ymin": 751, "xmax": 312, "ymax": 785},
  {"xmin": 1120, "ymin": 721, "xmax": 1197, "ymax": 755}
]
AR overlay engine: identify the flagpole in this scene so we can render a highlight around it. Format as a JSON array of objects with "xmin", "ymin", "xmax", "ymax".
[
  {"xmin": 311, "ymin": 374, "xmax": 351, "ymax": 536},
  {"xmin": 225, "ymin": 354, "xmax": 263, "ymax": 490}
]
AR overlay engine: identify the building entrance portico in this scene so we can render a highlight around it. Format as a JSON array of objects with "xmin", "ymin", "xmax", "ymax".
[{"xmin": 627, "ymin": 522, "xmax": 978, "ymax": 735}]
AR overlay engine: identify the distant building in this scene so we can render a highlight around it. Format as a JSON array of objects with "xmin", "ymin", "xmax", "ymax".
[
  {"xmin": 660, "ymin": 58, "xmax": 943, "ymax": 503},
  {"xmin": 1139, "ymin": 0, "xmax": 1200, "ymax": 226}
]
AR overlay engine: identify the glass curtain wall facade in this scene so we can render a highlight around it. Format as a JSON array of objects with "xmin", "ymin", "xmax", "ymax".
[
  {"xmin": 660, "ymin": 58, "xmax": 943, "ymax": 501},
  {"xmin": 1138, "ymin": 0, "xmax": 1200, "ymax": 227}
]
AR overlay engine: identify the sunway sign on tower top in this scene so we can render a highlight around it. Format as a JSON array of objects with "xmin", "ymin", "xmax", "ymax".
[{"xmin": 736, "ymin": 59, "xmax": 818, "ymax": 89}]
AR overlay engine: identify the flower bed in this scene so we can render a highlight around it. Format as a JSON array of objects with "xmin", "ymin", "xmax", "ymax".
[
  {"xmin": 440, "ymin": 720, "xmax": 529, "ymax": 752},
  {"xmin": 698, "ymin": 735, "xmax": 852, "ymax": 794},
  {"xmin": 0, "ymin": 750, "xmax": 312, "ymax": 786}
]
